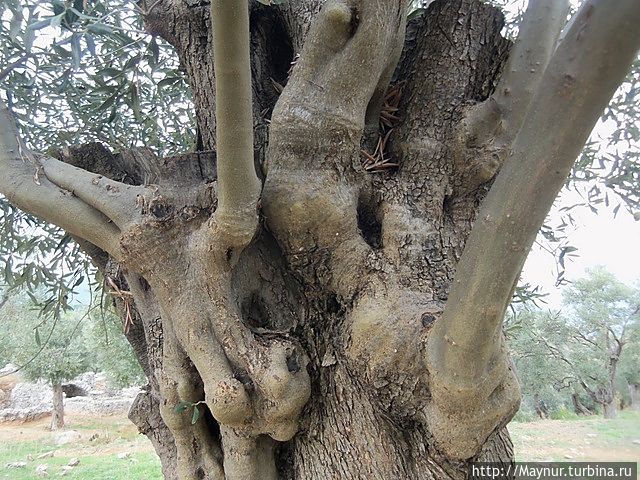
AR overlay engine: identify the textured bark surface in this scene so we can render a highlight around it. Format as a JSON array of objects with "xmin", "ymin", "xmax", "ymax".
[{"xmin": 134, "ymin": 0, "xmax": 517, "ymax": 477}]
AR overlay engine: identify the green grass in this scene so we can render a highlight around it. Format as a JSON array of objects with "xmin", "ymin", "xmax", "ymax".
[{"xmin": 0, "ymin": 415, "xmax": 162, "ymax": 479}]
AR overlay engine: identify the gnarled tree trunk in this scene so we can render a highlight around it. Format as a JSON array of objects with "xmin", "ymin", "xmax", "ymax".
[
  {"xmin": 571, "ymin": 393, "xmax": 593, "ymax": 416},
  {"xmin": 1, "ymin": 0, "xmax": 639, "ymax": 478}
]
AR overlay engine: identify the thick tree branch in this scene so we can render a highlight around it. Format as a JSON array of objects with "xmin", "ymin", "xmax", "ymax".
[
  {"xmin": 0, "ymin": 103, "xmax": 120, "ymax": 254},
  {"xmin": 455, "ymin": 0, "xmax": 569, "ymax": 193},
  {"xmin": 427, "ymin": 0, "xmax": 640, "ymax": 459},
  {"xmin": 490, "ymin": 0, "xmax": 569, "ymax": 139},
  {"xmin": 39, "ymin": 156, "xmax": 142, "ymax": 229},
  {"xmin": 211, "ymin": 0, "xmax": 260, "ymax": 220},
  {"xmin": 435, "ymin": 0, "xmax": 640, "ymax": 380}
]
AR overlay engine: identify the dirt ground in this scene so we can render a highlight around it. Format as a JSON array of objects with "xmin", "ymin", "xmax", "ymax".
[
  {"xmin": 0, "ymin": 412, "xmax": 154, "ymax": 457},
  {"xmin": 508, "ymin": 411, "xmax": 640, "ymax": 462},
  {"xmin": 1, "ymin": 411, "xmax": 638, "ymax": 464}
]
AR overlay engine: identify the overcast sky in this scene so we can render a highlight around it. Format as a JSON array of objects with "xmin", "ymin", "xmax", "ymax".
[{"xmin": 521, "ymin": 187, "xmax": 639, "ymax": 308}]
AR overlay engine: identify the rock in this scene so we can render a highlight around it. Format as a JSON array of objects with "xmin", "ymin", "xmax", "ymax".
[
  {"xmin": 0, "ymin": 372, "xmax": 20, "ymax": 409},
  {"xmin": 89, "ymin": 433, "xmax": 100, "ymax": 442},
  {"xmin": 37, "ymin": 451, "xmax": 54, "ymax": 459},
  {"xmin": 61, "ymin": 383, "xmax": 89, "ymax": 398},
  {"xmin": 121, "ymin": 386, "xmax": 142, "ymax": 398},
  {"xmin": 65, "ymin": 396, "xmax": 134, "ymax": 416},
  {"xmin": 117, "ymin": 452, "xmax": 130, "ymax": 460},
  {"xmin": 6, "ymin": 461, "xmax": 27, "ymax": 468},
  {"xmin": 35, "ymin": 464, "xmax": 48, "ymax": 477},
  {"xmin": 0, "ymin": 407, "xmax": 50, "ymax": 423},
  {"xmin": 9, "ymin": 382, "xmax": 52, "ymax": 410},
  {"xmin": 0, "ymin": 364, "xmax": 18, "ymax": 376},
  {"xmin": 60, "ymin": 466, "xmax": 74, "ymax": 476},
  {"xmin": 564, "ymin": 454, "xmax": 574, "ymax": 459},
  {"xmin": 586, "ymin": 433, "xmax": 597, "ymax": 438},
  {"xmin": 67, "ymin": 458, "xmax": 80, "ymax": 467},
  {"xmin": 54, "ymin": 430, "xmax": 81, "ymax": 445},
  {"xmin": 632, "ymin": 439, "xmax": 640, "ymax": 445}
]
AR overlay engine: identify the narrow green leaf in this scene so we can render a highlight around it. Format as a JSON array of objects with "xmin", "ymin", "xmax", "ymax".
[
  {"xmin": 87, "ymin": 23, "xmax": 113, "ymax": 35},
  {"xmin": 157, "ymin": 77, "xmax": 180, "ymax": 88},
  {"xmin": 130, "ymin": 82, "xmax": 141, "ymax": 121},
  {"xmin": 27, "ymin": 19, "xmax": 52, "ymax": 31},
  {"xmin": 9, "ymin": 11, "xmax": 23, "ymax": 40},
  {"xmin": 191, "ymin": 405, "xmax": 201, "ymax": 424},
  {"xmin": 408, "ymin": 8, "xmax": 426, "ymax": 20},
  {"xmin": 85, "ymin": 33, "xmax": 96, "ymax": 56},
  {"xmin": 148, "ymin": 37, "xmax": 159, "ymax": 66},
  {"xmin": 71, "ymin": 34, "xmax": 81, "ymax": 70},
  {"xmin": 174, "ymin": 401, "xmax": 191, "ymax": 414},
  {"xmin": 50, "ymin": 13, "xmax": 63, "ymax": 30}
]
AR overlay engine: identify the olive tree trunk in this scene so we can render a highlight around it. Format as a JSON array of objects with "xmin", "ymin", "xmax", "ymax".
[
  {"xmin": 1, "ymin": 0, "xmax": 639, "ymax": 478},
  {"xmin": 51, "ymin": 383, "xmax": 65, "ymax": 431},
  {"xmin": 629, "ymin": 383, "xmax": 640, "ymax": 411}
]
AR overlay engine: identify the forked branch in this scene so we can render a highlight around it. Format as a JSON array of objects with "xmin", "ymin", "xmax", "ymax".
[
  {"xmin": 432, "ymin": 0, "xmax": 640, "ymax": 396},
  {"xmin": 455, "ymin": 0, "xmax": 569, "ymax": 194},
  {"xmin": 428, "ymin": 0, "xmax": 640, "ymax": 459},
  {"xmin": 0, "ymin": 102, "xmax": 121, "ymax": 254},
  {"xmin": 490, "ymin": 0, "xmax": 570, "ymax": 139}
]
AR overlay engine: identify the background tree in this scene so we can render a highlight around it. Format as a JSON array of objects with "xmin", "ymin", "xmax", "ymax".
[
  {"xmin": 84, "ymin": 303, "xmax": 146, "ymax": 389},
  {"xmin": 0, "ymin": 291, "xmax": 91, "ymax": 429},
  {"xmin": 508, "ymin": 269, "xmax": 640, "ymax": 419},
  {"xmin": 1, "ymin": 0, "xmax": 640, "ymax": 479},
  {"xmin": 506, "ymin": 309, "xmax": 577, "ymax": 418},
  {"xmin": 619, "ymin": 331, "xmax": 640, "ymax": 410},
  {"xmin": 562, "ymin": 267, "xmax": 639, "ymax": 418}
]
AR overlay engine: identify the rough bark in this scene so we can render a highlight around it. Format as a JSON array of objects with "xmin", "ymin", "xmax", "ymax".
[
  {"xmin": 51, "ymin": 383, "xmax": 64, "ymax": 431},
  {"xmin": 1, "ymin": 0, "xmax": 639, "ymax": 478}
]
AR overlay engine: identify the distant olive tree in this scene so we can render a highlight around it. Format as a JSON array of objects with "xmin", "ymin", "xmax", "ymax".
[
  {"xmin": 510, "ymin": 268, "xmax": 639, "ymax": 419},
  {"xmin": 85, "ymin": 305, "xmax": 146, "ymax": 389},
  {"xmin": 0, "ymin": 292, "xmax": 90, "ymax": 429}
]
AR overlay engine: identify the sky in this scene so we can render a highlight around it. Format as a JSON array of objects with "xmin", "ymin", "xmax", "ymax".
[{"xmin": 521, "ymin": 188, "xmax": 639, "ymax": 309}]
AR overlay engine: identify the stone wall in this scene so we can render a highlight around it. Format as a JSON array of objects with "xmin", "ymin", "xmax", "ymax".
[{"xmin": 0, "ymin": 365, "xmax": 142, "ymax": 423}]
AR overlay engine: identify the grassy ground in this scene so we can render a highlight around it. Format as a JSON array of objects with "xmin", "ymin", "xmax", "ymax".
[
  {"xmin": 0, "ymin": 414, "xmax": 161, "ymax": 479},
  {"xmin": 509, "ymin": 410, "xmax": 640, "ymax": 462},
  {"xmin": 1, "ymin": 411, "xmax": 638, "ymax": 478}
]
